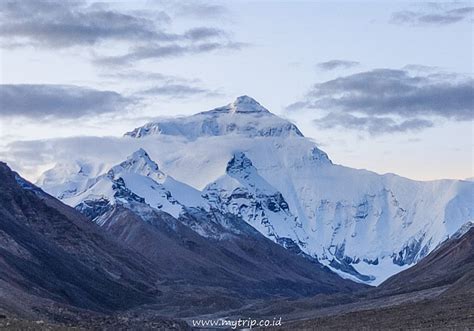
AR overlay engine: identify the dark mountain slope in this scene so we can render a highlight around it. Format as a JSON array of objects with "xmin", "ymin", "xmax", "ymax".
[
  {"xmin": 0, "ymin": 162, "xmax": 160, "ymax": 315},
  {"xmin": 85, "ymin": 199, "xmax": 365, "ymax": 300}
]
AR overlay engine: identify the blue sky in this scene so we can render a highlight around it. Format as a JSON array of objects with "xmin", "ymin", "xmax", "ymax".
[{"xmin": 0, "ymin": 0, "xmax": 472, "ymax": 180}]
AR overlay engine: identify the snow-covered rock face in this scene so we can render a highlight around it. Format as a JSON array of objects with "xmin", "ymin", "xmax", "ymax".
[
  {"xmin": 124, "ymin": 95, "xmax": 303, "ymax": 140},
  {"xmin": 203, "ymin": 152, "xmax": 308, "ymax": 248},
  {"xmin": 37, "ymin": 96, "xmax": 474, "ymax": 285},
  {"xmin": 63, "ymin": 149, "xmax": 205, "ymax": 220}
]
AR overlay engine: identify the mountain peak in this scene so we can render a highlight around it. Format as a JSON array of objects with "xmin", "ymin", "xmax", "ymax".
[
  {"xmin": 109, "ymin": 149, "xmax": 164, "ymax": 181},
  {"xmin": 130, "ymin": 148, "xmax": 151, "ymax": 161},
  {"xmin": 229, "ymin": 95, "xmax": 269, "ymax": 114},
  {"xmin": 124, "ymin": 148, "xmax": 159, "ymax": 171},
  {"xmin": 124, "ymin": 149, "xmax": 158, "ymax": 170}
]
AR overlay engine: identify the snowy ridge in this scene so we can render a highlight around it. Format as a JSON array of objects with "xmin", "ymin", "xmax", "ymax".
[
  {"xmin": 38, "ymin": 96, "xmax": 474, "ymax": 285},
  {"xmin": 110, "ymin": 148, "xmax": 166, "ymax": 182}
]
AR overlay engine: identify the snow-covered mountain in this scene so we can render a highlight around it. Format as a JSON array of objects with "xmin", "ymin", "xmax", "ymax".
[{"xmin": 38, "ymin": 96, "xmax": 474, "ymax": 285}]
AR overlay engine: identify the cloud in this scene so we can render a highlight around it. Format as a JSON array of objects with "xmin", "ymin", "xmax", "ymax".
[
  {"xmin": 100, "ymin": 69, "xmax": 205, "ymax": 86},
  {"xmin": 391, "ymin": 5, "xmax": 474, "ymax": 26},
  {"xmin": 100, "ymin": 70, "xmax": 180, "ymax": 83},
  {"xmin": 183, "ymin": 27, "xmax": 225, "ymax": 40},
  {"xmin": 2, "ymin": 136, "xmax": 127, "ymax": 180},
  {"xmin": 293, "ymin": 69, "xmax": 473, "ymax": 120},
  {"xmin": 0, "ymin": 0, "xmax": 170, "ymax": 48},
  {"xmin": 94, "ymin": 41, "xmax": 245, "ymax": 66},
  {"xmin": 138, "ymin": 84, "xmax": 219, "ymax": 99},
  {"xmin": 314, "ymin": 113, "xmax": 434, "ymax": 135},
  {"xmin": 1, "ymin": 135, "xmax": 174, "ymax": 181},
  {"xmin": 402, "ymin": 64, "xmax": 440, "ymax": 72},
  {"xmin": 0, "ymin": 0, "xmax": 243, "ymax": 65},
  {"xmin": 288, "ymin": 67, "xmax": 473, "ymax": 135},
  {"xmin": 316, "ymin": 60, "xmax": 360, "ymax": 71},
  {"xmin": 99, "ymin": 69, "xmax": 221, "ymax": 99},
  {"xmin": 172, "ymin": 2, "xmax": 228, "ymax": 19},
  {"xmin": 0, "ymin": 84, "xmax": 133, "ymax": 119}
]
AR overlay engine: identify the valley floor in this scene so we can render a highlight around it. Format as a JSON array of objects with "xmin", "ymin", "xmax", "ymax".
[
  {"xmin": 275, "ymin": 292, "xmax": 474, "ymax": 330},
  {"xmin": 0, "ymin": 314, "xmax": 189, "ymax": 330},
  {"xmin": 2, "ymin": 288, "xmax": 472, "ymax": 330}
]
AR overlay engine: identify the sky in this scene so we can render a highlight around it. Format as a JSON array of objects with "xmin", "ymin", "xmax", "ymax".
[{"xmin": 0, "ymin": 0, "xmax": 472, "ymax": 181}]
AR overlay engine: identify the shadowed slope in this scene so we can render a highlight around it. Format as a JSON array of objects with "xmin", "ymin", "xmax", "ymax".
[{"xmin": 0, "ymin": 162, "xmax": 160, "ymax": 315}]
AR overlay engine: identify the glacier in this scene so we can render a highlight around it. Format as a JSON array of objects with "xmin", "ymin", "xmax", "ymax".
[{"xmin": 37, "ymin": 96, "xmax": 474, "ymax": 285}]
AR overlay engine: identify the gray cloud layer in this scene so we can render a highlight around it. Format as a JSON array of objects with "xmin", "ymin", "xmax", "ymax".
[
  {"xmin": 0, "ymin": 84, "xmax": 132, "ymax": 119},
  {"xmin": 0, "ymin": 0, "xmax": 242, "ymax": 65},
  {"xmin": 100, "ymin": 70, "xmax": 180, "ymax": 83},
  {"xmin": 94, "ymin": 41, "xmax": 244, "ymax": 66},
  {"xmin": 0, "ymin": 81, "xmax": 220, "ymax": 120},
  {"xmin": 391, "ymin": 5, "xmax": 474, "ymax": 26},
  {"xmin": 100, "ymin": 69, "xmax": 219, "ymax": 99},
  {"xmin": 139, "ymin": 84, "xmax": 213, "ymax": 98},
  {"xmin": 0, "ymin": 0, "xmax": 169, "ymax": 47},
  {"xmin": 315, "ymin": 113, "xmax": 434, "ymax": 136},
  {"xmin": 288, "ymin": 68, "xmax": 474, "ymax": 135},
  {"xmin": 172, "ymin": 2, "xmax": 228, "ymax": 19},
  {"xmin": 317, "ymin": 60, "xmax": 360, "ymax": 71}
]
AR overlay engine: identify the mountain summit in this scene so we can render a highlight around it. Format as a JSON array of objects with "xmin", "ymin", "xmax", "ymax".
[
  {"xmin": 124, "ymin": 96, "xmax": 303, "ymax": 139},
  {"xmin": 210, "ymin": 95, "xmax": 270, "ymax": 114}
]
